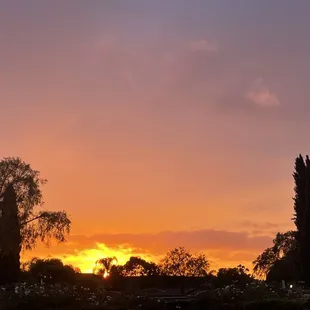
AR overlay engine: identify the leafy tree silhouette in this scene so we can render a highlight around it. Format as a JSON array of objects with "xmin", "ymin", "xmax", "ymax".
[
  {"xmin": 0, "ymin": 157, "xmax": 71, "ymax": 284},
  {"xmin": 159, "ymin": 247, "xmax": 209, "ymax": 277},
  {"xmin": 253, "ymin": 154, "xmax": 310, "ymax": 283},
  {"xmin": 253, "ymin": 231, "xmax": 297, "ymax": 278},
  {"xmin": 94, "ymin": 256, "xmax": 118, "ymax": 277},
  {"xmin": 123, "ymin": 256, "xmax": 159, "ymax": 276},
  {"xmin": 27, "ymin": 258, "xmax": 79, "ymax": 284},
  {"xmin": 216, "ymin": 265, "xmax": 253, "ymax": 288},
  {"xmin": 266, "ymin": 251, "xmax": 300, "ymax": 283}
]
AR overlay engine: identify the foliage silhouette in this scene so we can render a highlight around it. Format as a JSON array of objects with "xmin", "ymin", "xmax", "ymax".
[
  {"xmin": 293, "ymin": 154, "xmax": 310, "ymax": 284},
  {"xmin": 253, "ymin": 154, "xmax": 310, "ymax": 283},
  {"xmin": 123, "ymin": 256, "xmax": 159, "ymax": 276},
  {"xmin": 216, "ymin": 265, "xmax": 253, "ymax": 288},
  {"xmin": 159, "ymin": 247, "xmax": 209, "ymax": 277},
  {"xmin": 27, "ymin": 257, "xmax": 79, "ymax": 284},
  {"xmin": 266, "ymin": 250, "xmax": 300, "ymax": 282},
  {"xmin": 253, "ymin": 231, "xmax": 297, "ymax": 277},
  {"xmin": 0, "ymin": 157, "xmax": 71, "ymax": 251},
  {"xmin": 94, "ymin": 256, "xmax": 118, "ymax": 277},
  {"xmin": 0, "ymin": 157, "xmax": 71, "ymax": 284}
]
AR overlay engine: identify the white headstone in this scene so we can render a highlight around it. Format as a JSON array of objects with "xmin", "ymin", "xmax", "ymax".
[{"xmin": 282, "ymin": 280, "xmax": 285, "ymax": 289}]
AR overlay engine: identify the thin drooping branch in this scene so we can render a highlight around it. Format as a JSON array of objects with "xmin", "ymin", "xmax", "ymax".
[{"xmin": 20, "ymin": 213, "xmax": 45, "ymax": 227}]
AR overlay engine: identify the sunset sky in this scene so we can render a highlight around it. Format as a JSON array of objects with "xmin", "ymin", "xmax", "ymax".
[{"xmin": 1, "ymin": 0, "xmax": 310, "ymax": 273}]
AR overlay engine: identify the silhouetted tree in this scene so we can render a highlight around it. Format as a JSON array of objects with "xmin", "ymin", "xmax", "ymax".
[
  {"xmin": 266, "ymin": 250, "xmax": 300, "ymax": 283},
  {"xmin": 159, "ymin": 247, "xmax": 209, "ymax": 277},
  {"xmin": 293, "ymin": 155, "xmax": 307, "ymax": 240},
  {"xmin": 110, "ymin": 264, "xmax": 124, "ymax": 277},
  {"xmin": 94, "ymin": 256, "xmax": 118, "ymax": 277},
  {"xmin": 216, "ymin": 265, "xmax": 253, "ymax": 288},
  {"xmin": 293, "ymin": 154, "xmax": 310, "ymax": 284},
  {"xmin": 27, "ymin": 258, "xmax": 79, "ymax": 284},
  {"xmin": 0, "ymin": 157, "xmax": 71, "ymax": 249},
  {"xmin": 0, "ymin": 157, "xmax": 71, "ymax": 284},
  {"xmin": 253, "ymin": 231, "xmax": 297, "ymax": 278},
  {"xmin": 103, "ymin": 264, "xmax": 126, "ymax": 290},
  {"xmin": 252, "ymin": 155, "xmax": 310, "ymax": 281},
  {"xmin": 187, "ymin": 253, "xmax": 210, "ymax": 277},
  {"xmin": 0, "ymin": 185, "xmax": 21, "ymax": 284},
  {"xmin": 159, "ymin": 247, "xmax": 209, "ymax": 294},
  {"xmin": 123, "ymin": 256, "xmax": 159, "ymax": 276}
]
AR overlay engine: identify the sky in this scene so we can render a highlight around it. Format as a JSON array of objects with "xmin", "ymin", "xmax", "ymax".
[{"xmin": 1, "ymin": 0, "xmax": 310, "ymax": 273}]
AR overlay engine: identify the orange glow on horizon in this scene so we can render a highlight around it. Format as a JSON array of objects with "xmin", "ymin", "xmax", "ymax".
[
  {"xmin": 21, "ymin": 241, "xmax": 259, "ymax": 274},
  {"xmin": 60, "ymin": 245, "xmax": 156, "ymax": 274},
  {"xmin": 22, "ymin": 242, "xmax": 159, "ymax": 274}
]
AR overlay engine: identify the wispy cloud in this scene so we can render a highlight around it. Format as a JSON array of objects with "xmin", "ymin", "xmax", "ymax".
[
  {"xmin": 189, "ymin": 40, "xmax": 219, "ymax": 52},
  {"xmin": 245, "ymin": 78, "xmax": 280, "ymax": 107},
  {"xmin": 239, "ymin": 220, "xmax": 279, "ymax": 230},
  {"xmin": 83, "ymin": 229, "xmax": 272, "ymax": 254}
]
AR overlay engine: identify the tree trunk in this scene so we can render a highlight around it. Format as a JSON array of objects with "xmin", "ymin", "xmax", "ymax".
[{"xmin": 0, "ymin": 184, "xmax": 21, "ymax": 284}]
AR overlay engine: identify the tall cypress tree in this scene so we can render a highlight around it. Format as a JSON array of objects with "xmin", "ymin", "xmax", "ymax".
[
  {"xmin": 293, "ymin": 154, "xmax": 310, "ymax": 284},
  {"xmin": 0, "ymin": 184, "xmax": 21, "ymax": 284},
  {"xmin": 304, "ymin": 155, "xmax": 310, "ymax": 284},
  {"xmin": 293, "ymin": 155, "xmax": 306, "ymax": 242}
]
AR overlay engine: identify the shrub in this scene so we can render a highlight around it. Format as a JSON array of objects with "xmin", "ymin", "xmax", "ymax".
[
  {"xmin": 210, "ymin": 303, "xmax": 239, "ymax": 310},
  {"xmin": 193, "ymin": 290, "xmax": 216, "ymax": 309},
  {"xmin": 0, "ymin": 283, "xmax": 129, "ymax": 310},
  {"xmin": 0, "ymin": 294, "xmax": 77, "ymax": 310},
  {"xmin": 129, "ymin": 296, "xmax": 168, "ymax": 310},
  {"xmin": 243, "ymin": 299, "xmax": 305, "ymax": 310}
]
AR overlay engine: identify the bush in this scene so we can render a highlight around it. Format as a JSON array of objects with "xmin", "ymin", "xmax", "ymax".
[
  {"xmin": 129, "ymin": 296, "xmax": 168, "ymax": 310},
  {"xmin": 193, "ymin": 283, "xmax": 306, "ymax": 310},
  {"xmin": 243, "ymin": 299, "xmax": 305, "ymax": 310},
  {"xmin": 0, "ymin": 281, "xmax": 307, "ymax": 310},
  {"xmin": 194, "ymin": 290, "xmax": 216, "ymax": 309},
  {"xmin": 0, "ymin": 294, "xmax": 77, "ymax": 310},
  {"xmin": 210, "ymin": 303, "xmax": 238, "ymax": 310},
  {"xmin": 0, "ymin": 283, "xmax": 129, "ymax": 310}
]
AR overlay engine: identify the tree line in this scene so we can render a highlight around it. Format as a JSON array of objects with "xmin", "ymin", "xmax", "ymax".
[
  {"xmin": 21, "ymin": 253, "xmax": 253, "ymax": 290},
  {"xmin": 94, "ymin": 247, "xmax": 210, "ymax": 278}
]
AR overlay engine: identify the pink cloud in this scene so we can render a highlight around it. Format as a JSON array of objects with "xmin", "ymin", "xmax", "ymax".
[
  {"xmin": 189, "ymin": 40, "xmax": 219, "ymax": 52},
  {"xmin": 245, "ymin": 78, "xmax": 280, "ymax": 107}
]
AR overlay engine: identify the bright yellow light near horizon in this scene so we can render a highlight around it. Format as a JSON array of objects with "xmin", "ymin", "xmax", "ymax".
[
  {"xmin": 21, "ymin": 243, "xmax": 255, "ymax": 274},
  {"xmin": 59, "ymin": 242, "xmax": 156, "ymax": 273}
]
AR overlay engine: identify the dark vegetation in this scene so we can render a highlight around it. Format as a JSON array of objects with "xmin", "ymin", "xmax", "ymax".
[
  {"xmin": 0, "ymin": 155, "xmax": 310, "ymax": 309},
  {"xmin": 253, "ymin": 155, "xmax": 310, "ymax": 284}
]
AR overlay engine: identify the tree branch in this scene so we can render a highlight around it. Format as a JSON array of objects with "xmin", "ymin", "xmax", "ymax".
[{"xmin": 20, "ymin": 214, "xmax": 45, "ymax": 227}]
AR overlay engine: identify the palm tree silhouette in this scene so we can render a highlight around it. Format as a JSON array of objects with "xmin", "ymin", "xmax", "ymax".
[{"xmin": 94, "ymin": 256, "xmax": 118, "ymax": 278}]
